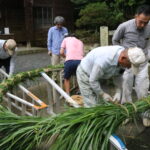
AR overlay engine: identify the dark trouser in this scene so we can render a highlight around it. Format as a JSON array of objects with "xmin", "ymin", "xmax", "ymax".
[
  {"xmin": 64, "ymin": 60, "xmax": 81, "ymax": 79},
  {"xmin": 0, "ymin": 57, "xmax": 11, "ymax": 74}
]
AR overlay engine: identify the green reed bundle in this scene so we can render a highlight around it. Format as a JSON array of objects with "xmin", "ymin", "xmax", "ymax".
[
  {"xmin": 0, "ymin": 65, "xmax": 63, "ymax": 102},
  {"xmin": 0, "ymin": 97, "xmax": 150, "ymax": 150}
]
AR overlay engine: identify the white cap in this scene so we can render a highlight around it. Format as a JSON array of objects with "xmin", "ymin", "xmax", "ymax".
[
  {"xmin": 5, "ymin": 39, "xmax": 17, "ymax": 56},
  {"xmin": 128, "ymin": 47, "xmax": 146, "ymax": 75}
]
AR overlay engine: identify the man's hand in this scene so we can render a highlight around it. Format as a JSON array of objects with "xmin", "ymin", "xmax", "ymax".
[
  {"xmin": 101, "ymin": 92, "xmax": 113, "ymax": 101},
  {"xmin": 48, "ymin": 51, "xmax": 52, "ymax": 56},
  {"xmin": 113, "ymin": 92, "xmax": 121, "ymax": 102},
  {"xmin": 142, "ymin": 109, "xmax": 150, "ymax": 127},
  {"xmin": 8, "ymin": 74, "xmax": 12, "ymax": 78}
]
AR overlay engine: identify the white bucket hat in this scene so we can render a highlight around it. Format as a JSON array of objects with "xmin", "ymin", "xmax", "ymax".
[
  {"xmin": 128, "ymin": 47, "xmax": 146, "ymax": 75},
  {"xmin": 5, "ymin": 39, "xmax": 17, "ymax": 56}
]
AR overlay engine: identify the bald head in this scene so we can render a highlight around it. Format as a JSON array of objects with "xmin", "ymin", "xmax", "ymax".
[{"xmin": 118, "ymin": 49, "xmax": 131, "ymax": 68}]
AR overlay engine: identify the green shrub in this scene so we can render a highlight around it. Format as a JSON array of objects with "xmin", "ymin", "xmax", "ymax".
[{"xmin": 75, "ymin": 29, "xmax": 99, "ymax": 44}]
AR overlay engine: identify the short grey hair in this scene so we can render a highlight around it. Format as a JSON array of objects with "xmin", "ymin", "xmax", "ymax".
[{"xmin": 54, "ymin": 16, "xmax": 65, "ymax": 25}]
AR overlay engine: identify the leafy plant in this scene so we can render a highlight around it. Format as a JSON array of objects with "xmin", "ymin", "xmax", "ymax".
[
  {"xmin": 76, "ymin": 2, "xmax": 120, "ymax": 29},
  {"xmin": 0, "ymin": 96, "xmax": 150, "ymax": 150},
  {"xmin": 0, "ymin": 65, "xmax": 63, "ymax": 102}
]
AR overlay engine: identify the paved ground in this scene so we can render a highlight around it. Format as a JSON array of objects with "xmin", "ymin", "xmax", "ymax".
[
  {"xmin": 14, "ymin": 47, "xmax": 51, "ymax": 73},
  {"xmin": 15, "ymin": 51, "xmax": 50, "ymax": 73}
]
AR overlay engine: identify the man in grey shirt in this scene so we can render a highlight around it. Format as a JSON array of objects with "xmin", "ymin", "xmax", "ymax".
[
  {"xmin": 112, "ymin": 5, "xmax": 150, "ymax": 103},
  {"xmin": 76, "ymin": 46, "xmax": 146, "ymax": 107}
]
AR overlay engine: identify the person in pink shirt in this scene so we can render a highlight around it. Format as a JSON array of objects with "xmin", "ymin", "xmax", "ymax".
[{"xmin": 60, "ymin": 33, "xmax": 84, "ymax": 95}]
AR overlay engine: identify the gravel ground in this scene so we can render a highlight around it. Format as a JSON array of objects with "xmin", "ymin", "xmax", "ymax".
[{"xmin": 14, "ymin": 51, "xmax": 51, "ymax": 73}]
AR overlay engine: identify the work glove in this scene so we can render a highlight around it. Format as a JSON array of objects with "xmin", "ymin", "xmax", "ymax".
[
  {"xmin": 142, "ymin": 109, "xmax": 150, "ymax": 127},
  {"xmin": 113, "ymin": 89, "xmax": 121, "ymax": 102},
  {"xmin": 101, "ymin": 92, "xmax": 113, "ymax": 102},
  {"xmin": 8, "ymin": 72, "xmax": 13, "ymax": 78},
  {"xmin": 143, "ymin": 117, "xmax": 150, "ymax": 127},
  {"xmin": 48, "ymin": 51, "xmax": 52, "ymax": 56},
  {"xmin": 8, "ymin": 74, "xmax": 12, "ymax": 78}
]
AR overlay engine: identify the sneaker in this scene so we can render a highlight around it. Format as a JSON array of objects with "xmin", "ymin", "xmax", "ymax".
[{"xmin": 142, "ymin": 109, "xmax": 150, "ymax": 127}]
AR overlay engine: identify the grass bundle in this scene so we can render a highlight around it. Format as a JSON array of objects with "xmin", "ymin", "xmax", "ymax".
[
  {"xmin": 0, "ymin": 65, "xmax": 63, "ymax": 102},
  {"xmin": 0, "ymin": 97, "xmax": 150, "ymax": 150}
]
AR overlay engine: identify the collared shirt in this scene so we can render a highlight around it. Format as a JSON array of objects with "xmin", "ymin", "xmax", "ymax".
[
  {"xmin": 47, "ymin": 26, "xmax": 68, "ymax": 55},
  {"xmin": 112, "ymin": 19, "xmax": 150, "ymax": 56},
  {"xmin": 80, "ymin": 45, "xmax": 125, "ymax": 95},
  {"xmin": 0, "ymin": 40, "xmax": 16, "ymax": 75},
  {"xmin": 61, "ymin": 37, "xmax": 84, "ymax": 61}
]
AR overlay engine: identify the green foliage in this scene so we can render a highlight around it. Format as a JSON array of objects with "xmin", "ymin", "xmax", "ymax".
[
  {"xmin": 0, "ymin": 65, "xmax": 63, "ymax": 102},
  {"xmin": 73, "ymin": 0, "xmax": 148, "ymax": 30},
  {"xmin": 0, "ymin": 96, "xmax": 150, "ymax": 149},
  {"xmin": 75, "ymin": 29, "xmax": 99, "ymax": 43},
  {"xmin": 74, "ymin": 2, "xmax": 125, "ymax": 43},
  {"xmin": 76, "ymin": 2, "xmax": 119, "ymax": 29},
  {"xmin": 102, "ymin": 0, "xmax": 147, "ymax": 20}
]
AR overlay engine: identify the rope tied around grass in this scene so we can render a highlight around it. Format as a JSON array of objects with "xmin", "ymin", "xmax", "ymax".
[
  {"xmin": 143, "ymin": 98, "xmax": 150, "ymax": 106},
  {"xmin": 116, "ymin": 103, "xmax": 129, "ymax": 117},
  {"xmin": 126, "ymin": 102, "xmax": 137, "ymax": 113}
]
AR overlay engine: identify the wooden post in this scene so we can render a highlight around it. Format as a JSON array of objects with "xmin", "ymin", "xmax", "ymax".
[{"xmin": 100, "ymin": 26, "xmax": 108, "ymax": 46}]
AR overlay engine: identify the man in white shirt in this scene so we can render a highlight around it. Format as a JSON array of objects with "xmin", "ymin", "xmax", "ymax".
[
  {"xmin": 76, "ymin": 46, "xmax": 146, "ymax": 107},
  {"xmin": 0, "ymin": 39, "xmax": 17, "ymax": 75}
]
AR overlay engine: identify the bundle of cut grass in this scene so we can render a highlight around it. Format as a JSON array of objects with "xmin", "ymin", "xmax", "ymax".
[
  {"xmin": 0, "ymin": 97, "xmax": 150, "ymax": 150},
  {"xmin": 0, "ymin": 64, "xmax": 63, "ymax": 102}
]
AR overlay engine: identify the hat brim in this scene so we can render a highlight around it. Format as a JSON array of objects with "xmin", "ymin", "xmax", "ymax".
[{"xmin": 7, "ymin": 48, "xmax": 14, "ymax": 56}]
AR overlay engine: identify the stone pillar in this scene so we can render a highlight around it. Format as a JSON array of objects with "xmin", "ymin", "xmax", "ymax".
[{"xmin": 100, "ymin": 26, "xmax": 108, "ymax": 46}]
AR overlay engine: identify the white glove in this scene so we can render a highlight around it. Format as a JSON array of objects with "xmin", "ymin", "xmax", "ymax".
[
  {"xmin": 101, "ymin": 92, "xmax": 113, "ymax": 101},
  {"xmin": 142, "ymin": 109, "xmax": 150, "ymax": 127},
  {"xmin": 113, "ymin": 89, "xmax": 121, "ymax": 102},
  {"xmin": 8, "ymin": 74, "xmax": 12, "ymax": 78}
]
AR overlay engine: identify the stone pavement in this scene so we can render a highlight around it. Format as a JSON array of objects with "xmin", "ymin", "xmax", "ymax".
[{"xmin": 14, "ymin": 47, "xmax": 51, "ymax": 73}]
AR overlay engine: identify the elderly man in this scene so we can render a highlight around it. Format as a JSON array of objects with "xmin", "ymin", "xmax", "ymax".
[
  {"xmin": 47, "ymin": 16, "xmax": 68, "ymax": 65},
  {"xmin": 47, "ymin": 16, "xmax": 68, "ymax": 102},
  {"xmin": 0, "ymin": 39, "xmax": 17, "ymax": 76},
  {"xmin": 76, "ymin": 46, "xmax": 146, "ymax": 107},
  {"xmin": 112, "ymin": 5, "xmax": 150, "ymax": 103}
]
